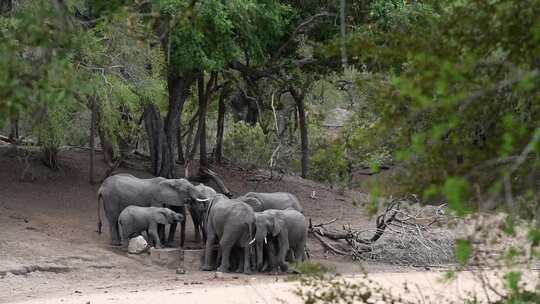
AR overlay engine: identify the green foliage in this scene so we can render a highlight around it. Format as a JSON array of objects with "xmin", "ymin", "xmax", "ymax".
[
  {"xmin": 339, "ymin": 0, "xmax": 540, "ymax": 219},
  {"xmin": 454, "ymin": 239, "xmax": 471, "ymax": 266},
  {"xmin": 223, "ymin": 121, "xmax": 276, "ymax": 168},
  {"xmin": 160, "ymin": 0, "xmax": 289, "ymax": 72},
  {"xmin": 288, "ymin": 261, "xmax": 334, "ymax": 281},
  {"xmin": 442, "ymin": 177, "xmax": 470, "ymax": 216},
  {"xmin": 309, "ymin": 141, "xmax": 348, "ymax": 186}
]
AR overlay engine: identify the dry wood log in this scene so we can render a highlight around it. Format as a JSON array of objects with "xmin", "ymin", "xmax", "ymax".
[
  {"xmin": 309, "ymin": 230, "xmax": 351, "ymax": 256},
  {"xmin": 199, "ymin": 168, "xmax": 232, "ymax": 198}
]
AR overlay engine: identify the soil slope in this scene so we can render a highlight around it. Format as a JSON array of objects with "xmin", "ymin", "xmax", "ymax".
[{"xmin": 0, "ymin": 146, "xmax": 416, "ymax": 303}]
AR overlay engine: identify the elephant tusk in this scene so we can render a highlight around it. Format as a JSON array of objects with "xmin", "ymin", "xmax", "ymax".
[
  {"xmin": 249, "ymin": 238, "xmax": 256, "ymax": 245},
  {"xmin": 196, "ymin": 198, "xmax": 210, "ymax": 202},
  {"xmin": 264, "ymin": 237, "xmax": 267, "ymax": 244}
]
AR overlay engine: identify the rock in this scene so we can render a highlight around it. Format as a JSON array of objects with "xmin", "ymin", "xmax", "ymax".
[
  {"xmin": 150, "ymin": 247, "xmax": 182, "ymax": 269},
  {"xmin": 176, "ymin": 268, "xmax": 186, "ymax": 274},
  {"xmin": 214, "ymin": 271, "xmax": 223, "ymax": 279},
  {"xmin": 182, "ymin": 249, "xmax": 205, "ymax": 271},
  {"xmin": 128, "ymin": 236, "xmax": 149, "ymax": 254}
]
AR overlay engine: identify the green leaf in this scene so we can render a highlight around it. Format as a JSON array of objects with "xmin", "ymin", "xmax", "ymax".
[
  {"xmin": 442, "ymin": 177, "xmax": 469, "ymax": 216},
  {"xmin": 504, "ymin": 271, "xmax": 521, "ymax": 292},
  {"xmin": 527, "ymin": 228, "xmax": 540, "ymax": 247},
  {"xmin": 455, "ymin": 239, "xmax": 471, "ymax": 266},
  {"xmin": 502, "ymin": 216, "xmax": 516, "ymax": 236}
]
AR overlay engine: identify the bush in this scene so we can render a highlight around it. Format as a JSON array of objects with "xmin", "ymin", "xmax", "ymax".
[
  {"xmin": 223, "ymin": 121, "xmax": 276, "ymax": 168},
  {"xmin": 309, "ymin": 141, "xmax": 349, "ymax": 186}
]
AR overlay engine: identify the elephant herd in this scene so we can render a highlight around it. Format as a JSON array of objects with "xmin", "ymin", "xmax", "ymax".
[{"xmin": 97, "ymin": 174, "xmax": 308, "ymax": 274}]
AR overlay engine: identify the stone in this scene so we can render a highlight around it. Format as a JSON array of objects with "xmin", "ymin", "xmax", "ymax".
[
  {"xmin": 176, "ymin": 268, "xmax": 186, "ymax": 274},
  {"xmin": 181, "ymin": 249, "xmax": 205, "ymax": 271},
  {"xmin": 127, "ymin": 236, "xmax": 149, "ymax": 254},
  {"xmin": 214, "ymin": 271, "xmax": 223, "ymax": 279},
  {"xmin": 150, "ymin": 247, "xmax": 182, "ymax": 269}
]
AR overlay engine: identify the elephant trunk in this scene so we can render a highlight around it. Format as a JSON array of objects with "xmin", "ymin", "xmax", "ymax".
[{"xmin": 256, "ymin": 239, "xmax": 264, "ymax": 271}]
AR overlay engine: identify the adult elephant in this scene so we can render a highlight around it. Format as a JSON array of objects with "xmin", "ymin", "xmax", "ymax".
[
  {"xmin": 253, "ymin": 209, "xmax": 307, "ymax": 272},
  {"xmin": 237, "ymin": 192, "xmax": 303, "ymax": 213},
  {"xmin": 167, "ymin": 183, "xmax": 217, "ymax": 245},
  {"xmin": 202, "ymin": 195, "xmax": 255, "ymax": 274},
  {"xmin": 97, "ymin": 174, "xmax": 209, "ymax": 246}
]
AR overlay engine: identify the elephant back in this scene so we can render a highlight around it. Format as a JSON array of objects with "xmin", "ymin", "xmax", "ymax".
[
  {"xmin": 100, "ymin": 174, "xmax": 161, "ymax": 207},
  {"xmin": 245, "ymin": 192, "xmax": 303, "ymax": 213}
]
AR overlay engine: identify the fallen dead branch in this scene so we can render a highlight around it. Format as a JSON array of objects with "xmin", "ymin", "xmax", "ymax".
[{"xmin": 309, "ymin": 199, "xmax": 454, "ymax": 265}]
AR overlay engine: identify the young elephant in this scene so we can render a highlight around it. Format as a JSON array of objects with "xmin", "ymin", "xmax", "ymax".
[
  {"xmin": 118, "ymin": 206, "xmax": 184, "ymax": 249},
  {"xmin": 253, "ymin": 209, "xmax": 307, "ymax": 272}
]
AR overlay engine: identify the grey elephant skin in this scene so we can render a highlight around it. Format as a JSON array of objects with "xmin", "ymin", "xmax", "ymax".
[
  {"xmin": 97, "ymin": 174, "xmax": 209, "ymax": 246},
  {"xmin": 168, "ymin": 183, "xmax": 217, "ymax": 244},
  {"xmin": 118, "ymin": 206, "xmax": 184, "ymax": 249},
  {"xmin": 202, "ymin": 195, "xmax": 255, "ymax": 274},
  {"xmin": 254, "ymin": 209, "xmax": 307, "ymax": 272},
  {"xmin": 237, "ymin": 192, "xmax": 303, "ymax": 213}
]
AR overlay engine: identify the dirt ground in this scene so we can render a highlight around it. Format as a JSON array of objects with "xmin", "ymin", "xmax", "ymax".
[{"xmin": 0, "ymin": 145, "xmax": 431, "ymax": 303}]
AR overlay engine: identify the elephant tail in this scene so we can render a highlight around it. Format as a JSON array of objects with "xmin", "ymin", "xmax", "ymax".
[{"xmin": 97, "ymin": 192, "xmax": 103, "ymax": 234}]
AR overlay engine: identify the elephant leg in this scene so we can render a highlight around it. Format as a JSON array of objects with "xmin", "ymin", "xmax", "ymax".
[
  {"xmin": 167, "ymin": 223, "xmax": 177, "ymax": 245},
  {"xmin": 202, "ymin": 233, "xmax": 217, "ymax": 271},
  {"xmin": 149, "ymin": 223, "xmax": 163, "ymax": 249},
  {"xmin": 294, "ymin": 238, "xmax": 307, "ymax": 263},
  {"xmin": 216, "ymin": 246, "xmax": 222, "ymax": 269},
  {"xmin": 217, "ymin": 235, "xmax": 234, "ymax": 273},
  {"xmin": 242, "ymin": 245, "xmax": 252, "ymax": 274},
  {"xmin": 193, "ymin": 222, "xmax": 201, "ymax": 243},
  {"xmin": 188, "ymin": 207, "xmax": 201, "ymax": 242},
  {"xmin": 157, "ymin": 224, "xmax": 165, "ymax": 244},
  {"xmin": 107, "ymin": 212, "xmax": 121, "ymax": 246},
  {"xmin": 201, "ymin": 224, "xmax": 207, "ymax": 244},
  {"xmin": 277, "ymin": 237, "xmax": 289, "ymax": 272},
  {"xmin": 267, "ymin": 242, "xmax": 279, "ymax": 273},
  {"xmin": 286, "ymin": 249, "xmax": 294, "ymax": 263},
  {"xmin": 180, "ymin": 220, "xmax": 186, "ymax": 247}
]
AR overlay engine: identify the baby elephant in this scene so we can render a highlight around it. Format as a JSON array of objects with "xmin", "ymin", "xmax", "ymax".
[{"xmin": 118, "ymin": 206, "xmax": 184, "ymax": 249}]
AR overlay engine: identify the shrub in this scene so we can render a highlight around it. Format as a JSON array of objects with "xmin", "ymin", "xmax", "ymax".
[
  {"xmin": 309, "ymin": 141, "xmax": 349, "ymax": 186},
  {"xmin": 223, "ymin": 121, "xmax": 276, "ymax": 168}
]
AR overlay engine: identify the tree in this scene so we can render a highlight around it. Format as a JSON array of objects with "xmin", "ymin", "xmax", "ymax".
[{"xmin": 344, "ymin": 0, "xmax": 540, "ymax": 215}]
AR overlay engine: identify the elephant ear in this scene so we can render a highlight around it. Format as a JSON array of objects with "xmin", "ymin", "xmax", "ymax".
[
  {"xmin": 242, "ymin": 196, "xmax": 263, "ymax": 211},
  {"xmin": 154, "ymin": 209, "xmax": 170, "ymax": 225},
  {"xmin": 155, "ymin": 180, "xmax": 181, "ymax": 206}
]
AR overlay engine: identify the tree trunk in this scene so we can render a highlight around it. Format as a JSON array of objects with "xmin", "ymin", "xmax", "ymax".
[
  {"xmin": 215, "ymin": 88, "xmax": 226, "ymax": 164},
  {"xmin": 89, "ymin": 96, "xmax": 96, "ymax": 184},
  {"xmin": 143, "ymin": 103, "xmax": 166, "ymax": 176},
  {"xmin": 42, "ymin": 146, "xmax": 59, "ymax": 171},
  {"xmin": 197, "ymin": 74, "xmax": 208, "ymax": 170},
  {"xmin": 291, "ymin": 88, "xmax": 309, "ymax": 178},
  {"xmin": 177, "ymin": 125, "xmax": 185, "ymax": 165},
  {"xmin": 145, "ymin": 72, "xmax": 194, "ymax": 178},
  {"xmin": 94, "ymin": 100, "xmax": 115, "ymax": 165},
  {"xmin": 340, "ymin": 0, "xmax": 348, "ymax": 71},
  {"xmin": 9, "ymin": 115, "xmax": 18, "ymax": 143}
]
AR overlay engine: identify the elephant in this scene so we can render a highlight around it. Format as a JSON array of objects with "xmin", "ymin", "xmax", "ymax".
[
  {"xmin": 237, "ymin": 192, "xmax": 303, "ymax": 213},
  {"xmin": 167, "ymin": 183, "xmax": 217, "ymax": 245},
  {"xmin": 202, "ymin": 195, "xmax": 255, "ymax": 274},
  {"xmin": 253, "ymin": 209, "xmax": 308, "ymax": 272},
  {"xmin": 97, "ymin": 174, "xmax": 210, "ymax": 246},
  {"xmin": 118, "ymin": 206, "xmax": 184, "ymax": 249}
]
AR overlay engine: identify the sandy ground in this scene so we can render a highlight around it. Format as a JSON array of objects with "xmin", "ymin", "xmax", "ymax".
[
  {"xmin": 0, "ymin": 146, "xmax": 449, "ymax": 303},
  {"xmin": 12, "ymin": 271, "xmax": 539, "ymax": 304}
]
